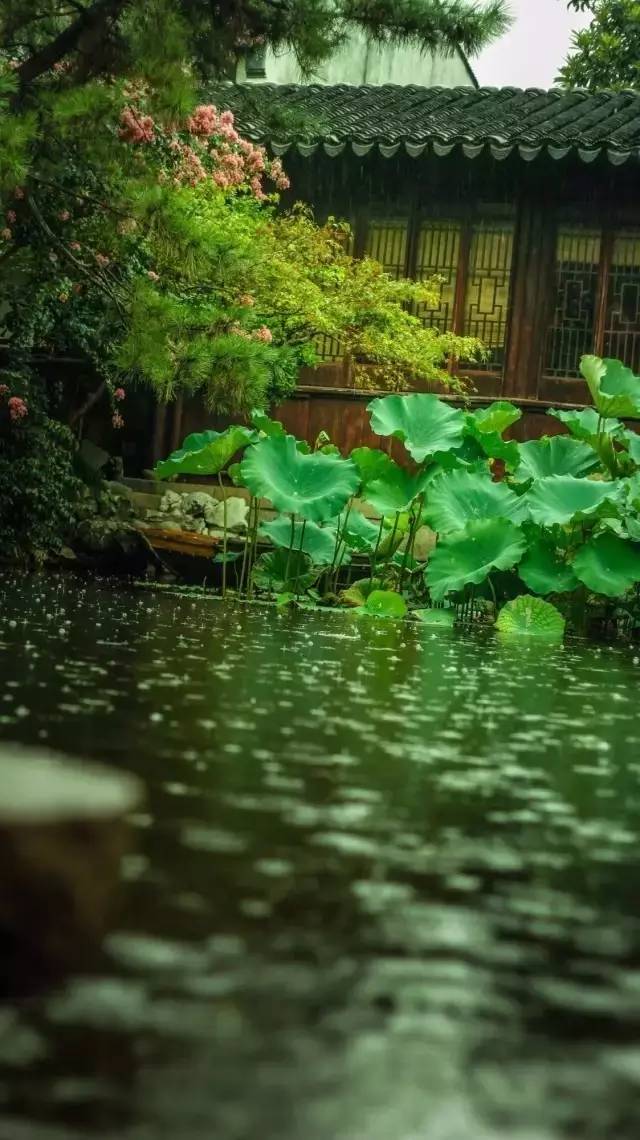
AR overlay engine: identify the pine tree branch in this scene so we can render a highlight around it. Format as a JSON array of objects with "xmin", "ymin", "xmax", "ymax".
[{"xmin": 16, "ymin": 0, "xmax": 129, "ymax": 91}]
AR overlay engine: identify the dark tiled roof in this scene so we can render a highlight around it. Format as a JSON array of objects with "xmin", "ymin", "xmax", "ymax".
[{"xmin": 208, "ymin": 83, "xmax": 640, "ymax": 165}]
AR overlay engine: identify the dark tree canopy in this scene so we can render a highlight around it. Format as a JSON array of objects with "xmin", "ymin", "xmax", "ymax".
[
  {"xmin": 3, "ymin": 0, "xmax": 511, "ymax": 94},
  {"xmin": 560, "ymin": 0, "xmax": 640, "ymax": 90}
]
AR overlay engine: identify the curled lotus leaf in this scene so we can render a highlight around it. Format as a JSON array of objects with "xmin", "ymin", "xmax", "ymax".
[
  {"xmin": 240, "ymin": 434, "xmax": 359, "ymax": 523},
  {"xmin": 580, "ymin": 355, "xmax": 640, "ymax": 419},
  {"xmin": 424, "ymin": 469, "xmax": 527, "ymax": 534},
  {"xmin": 496, "ymin": 595, "xmax": 565, "ymax": 641},
  {"xmin": 572, "ymin": 533, "xmax": 640, "ymax": 598},
  {"xmin": 364, "ymin": 460, "xmax": 430, "ymax": 516},
  {"xmin": 548, "ymin": 407, "xmax": 623, "ymax": 443},
  {"xmin": 468, "ymin": 401, "xmax": 522, "ymax": 436},
  {"xmin": 367, "ymin": 393, "xmax": 466, "ymax": 463},
  {"xmin": 154, "ymin": 426, "xmax": 256, "ymax": 480},
  {"xmin": 425, "ymin": 518, "xmax": 526, "ymax": 602}
]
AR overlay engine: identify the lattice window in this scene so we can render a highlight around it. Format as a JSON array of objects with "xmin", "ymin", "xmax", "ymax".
[
  {"xmin": 366, "ymin": 219, "xmax": 409, "ymax": 278},
  {"xmin": 414, "ymin": 221, "xmax": 461, "ymax": 334},
  {"xmin": 464, "ymin": 222, "xmax": 514, "ymax": 371},
  {"xmin": 544, "ymin": 228, "xmax": 601, "ymax": 378},
  {"xmin": 603, "ymin": 231, "xmax": 640, "ymax": 373}
]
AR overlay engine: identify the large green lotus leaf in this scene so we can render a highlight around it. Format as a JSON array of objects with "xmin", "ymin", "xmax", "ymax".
[
  {"xmin": 581, "ymin": 355, "xmax": 640, "ymax": 418},
  {"xmin": 468, "ymin": 401, "xmax": 522, "ymax": 436},
  {"xmin": 525, "ymin": 476, "xmax": 622, "ymax": 526},
  {"xmin": 514, "ymin": 436, "xmax": 599, "ymax": 481},
  {"xmin": 367, "ymin": 394, "xmax": 465, "ymax": 462},
  {"xmin": 423, "ymin": 469, "xmax": 527, "ymax": 534},
  {"xmin": 548, "ymin": 407, "xmax": 623, "ymax": 443},
  {"xmin": 259, "ymin": 517, "xmax": 347, "ymax": 567},
  {"xmin": 496, "ymin": 596, "xmax": 565, "ymax": 641},
  {"xmin": 364, "ymin": 460, "xmax": 430, "ymax": 515},
  {"xmin": 359, "ymin": 590, "xmax": 407, "ymax": 619},
  {"xmin": 518, "ymin": 537, "xmax": 578, "ymax": 595},
  {"xmin": 154, "ymin": 426, "xmax": 256, "ymax": 480},
  {"xmin": 240, "ymin": 434, "xmax": 359, "ymax": 523},
  {"xmin": 350, "ymin": 446, "xmax": 394, "ymax": 489},
  {"xmin": 252, "ymin": 548, "xmax": 318, "ymax": 593},
  {"xmin": 425, "ymin": 518, "xmax": 526, "ymax": 602},
  {"xmin": 572, "ymin": 533, "xmax": 640, "ymax": 597}
]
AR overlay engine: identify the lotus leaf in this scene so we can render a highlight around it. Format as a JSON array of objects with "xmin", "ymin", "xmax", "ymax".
[
  {"xmin": 252, "ymin": 548, "xmax": 318, "ymax": 593},
  {"xmin": 424, "ymin": 469, "xmax": 527, "ymax": 534},
  {"xmin": 154, "ymin": 426, "xmax": 256, "ymax": 480},
  {"xmin": 525, "ymin": 476, "xmax": 622, "ymax": 526},
  {"xmin": 572, "ymin": 533, "xmax": 640, "ymax": 597},
  {"xmin": 496, "ymin": 596, "xmax": 565, "ymax": 640},
  {"xmin": 367, "ymin": 393, "xmax": 465, "ymax": 462},
  {"xmin": 425, "ymin": 519, "xmax": 527, "ymax": 602},
  {"xmin": 413, "ymin": 608, "xmax": 455, "ymax": 628},
  {"xmin": 260, "ymin": 517, "xmax": 346, "ymax": 566},
  {"xmin": 548, "ymin": 406, "xmax": 623, "ymax": 442},
  {"xmin": 515, "ymin": 436, "xmax": 599, "ymax": 481},
  {"xmin": 240, "ymin": 434, "xmax": 359, "ymax": 523},
  {"xmin": 350, "ymin": 447, "xmax": 394, "ymax": 489},
  {"xmin": 581, "ymin": 355, "xmax": 640, "ymax": 418},
  {"xmin": 468, "ymin": 401, "xmax": 522, "ymax": 436},
  {"xmin": 364, "ymin": 460, "xmax": 430, "ymax": 515},
  {"xmin": 359, "ymin": 590, "xmax": 407, "ymax": 618},
  {"xmin": 463, "ymin": 420, "xmax": 521, "ymax": 470},
  {"xmin": 518, "ymin": 537, "xmax": 578, "ymax": 595}
]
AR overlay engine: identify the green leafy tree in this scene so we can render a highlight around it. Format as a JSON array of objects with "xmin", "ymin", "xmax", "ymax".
[{"xmin": 560, "ymin": 0, "xmax": 640, "ymax": 90}]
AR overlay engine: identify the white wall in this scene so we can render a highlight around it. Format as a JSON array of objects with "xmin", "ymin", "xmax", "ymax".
[{"xmin": 236, "ymin": 25, "xmax": 475, "ymax": 87}]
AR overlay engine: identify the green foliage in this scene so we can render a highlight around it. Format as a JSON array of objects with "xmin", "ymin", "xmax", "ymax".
[
  {"xmin": 152, "ymin": 353, "xmax": 640, "ymax": 637},
  {"xmin": 496, "ymin": 596, "xmax": 565, "ymax": 641},
  {"xmin": 581, "ymin": 356, "xmax": 640, "ymax": 418},
  {"xmin": 560, "ymin": 0, "xmax": 640, "ymax": 90},
  {"xmin": 0, "ymin": 408, "xmax": 80, "ymax": 563}
]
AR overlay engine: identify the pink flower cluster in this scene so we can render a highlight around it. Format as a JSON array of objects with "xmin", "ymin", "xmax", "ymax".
[
  {"xmin": 114, "ymin": 387, "xmax": 126, "ymax": 401},
  {"xmin": 172, "ymin": 141, "xmax": 207, "ymax": 187},
  {"xmin": 119, "ymin": 107, "xmax": 155, "ymax": 145},
  {"xmin": 230, "ymin": 323, "xmax": 274, "ymax": 344},
  {"xmin": 112, "ymin": 412, "xmax": 124, "ymax": 429},
  {"xmin": 254, "ymin": 326, "xmax": 273, "ymax": 343},
  {"xmin": 8, "ymin": 396, "xmax": 28, "ymax": 422}
]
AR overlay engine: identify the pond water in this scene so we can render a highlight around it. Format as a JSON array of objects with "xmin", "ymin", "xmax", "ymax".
[{"xmin": 1, "ymin": 575, "xmax": 640, "ymax": 1139}]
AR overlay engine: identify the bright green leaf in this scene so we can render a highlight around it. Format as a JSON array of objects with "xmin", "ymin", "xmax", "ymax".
[
  {"xmin": 360, "ymin": 590, "xmax": 407, "ymax": 619},
  {"xmin": 413, "ymin": 608, "xmax": 455, "ymax": 628},
  {"xmin": 368, "ymin": 393, "xmax": 466, "ymax": 463},
  {"xmin": 581, "ymin": 355, "xmax": 640, "ymax": 418},
  {"xmin": 260, "ymin": 517, "xmax": 346, "ymax": 566},
  {"xmin": 154, "ymin": 426, "xmax": 255, "ymax": 480},
  {"xmin": 424, "ymin": 468, "xmax": 527, "ymax": 534},
  {"xmin": 240, "ymin": 434, "xmax": 359, "ymax": 523},
  {"xmin": 515, "ymin": 436, "xmax": 599, "ymax": 481},
  {"xmin": 572, "ymin": 533, "xmax": 640, "ymax": 598},
  {"xmin": 425, "ymin": 519, "xmax": 526, "ymax": 602},
  {"xmin": 518, "ymin": 537, "xmax": 578, "ymax": 595},
  {"xmin": 496, "ymin": 596, "xmax": 565, "ymax": 641},
  {"xmin": 525, "ymin": 476, "xmax": 622, "ymax": 526}
]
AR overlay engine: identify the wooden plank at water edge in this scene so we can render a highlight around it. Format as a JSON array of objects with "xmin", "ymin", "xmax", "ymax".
[{"xmin": 141, "ymin": 526, "xmax": 222, "ymax": 558}]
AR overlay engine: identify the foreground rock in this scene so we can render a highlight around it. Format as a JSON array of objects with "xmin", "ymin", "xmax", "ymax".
[{"xmin": 0, "ymin": 746, "xmax": 141, "ymax": 993}]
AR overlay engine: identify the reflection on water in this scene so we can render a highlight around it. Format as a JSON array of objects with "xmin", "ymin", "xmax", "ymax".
[{"xmin": 1, "ymin": 574, "xmax": 640, "ymax": 1139}]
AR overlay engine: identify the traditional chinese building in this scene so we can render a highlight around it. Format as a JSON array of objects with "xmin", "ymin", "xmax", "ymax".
[{"xmin": 167, "ymin": 83, "xmax": 640, "ymax": 455}]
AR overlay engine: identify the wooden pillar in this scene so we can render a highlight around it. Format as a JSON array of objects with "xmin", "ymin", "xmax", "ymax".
[{"xmin": 503, "ymin": 197, "xmax": 555, "ymax": 402}]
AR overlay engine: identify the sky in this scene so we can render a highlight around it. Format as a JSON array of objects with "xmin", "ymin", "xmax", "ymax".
[{"xmin": 475, "ymin": 0, "xmax": 592, "ymax": 89}]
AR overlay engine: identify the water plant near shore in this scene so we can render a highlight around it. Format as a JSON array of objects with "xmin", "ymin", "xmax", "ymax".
[{"xmin": 155, "ymin": 354, "xmax": 640, "ymax": 642}]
